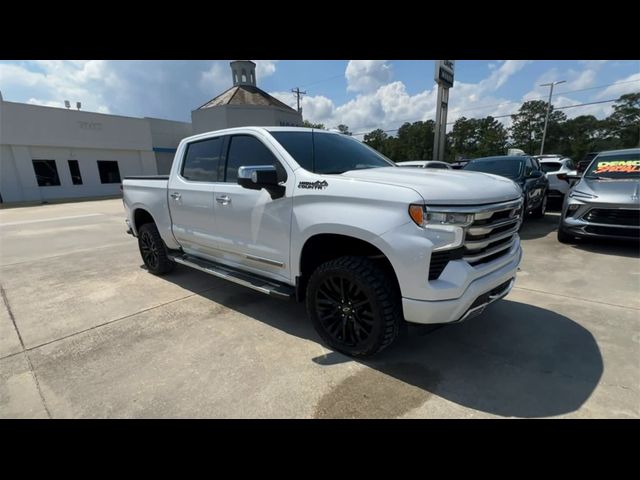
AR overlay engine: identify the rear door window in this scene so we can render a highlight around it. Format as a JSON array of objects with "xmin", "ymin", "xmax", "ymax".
[
  {"xmin": 540, "ymin": 162, "xmax": 562, "ymax": 173},
  {"xmin": 182, "ymin": 137, "xmax": 223, "ymax": 182}
]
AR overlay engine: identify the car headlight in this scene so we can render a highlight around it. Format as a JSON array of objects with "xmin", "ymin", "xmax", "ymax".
[
  {"xmin": 569, "ymin": 189, "xmax": 597, "ymax": 199},
  {"xmin": 409, "ymin": 205, "xmax": 474, "ymax": 228}
]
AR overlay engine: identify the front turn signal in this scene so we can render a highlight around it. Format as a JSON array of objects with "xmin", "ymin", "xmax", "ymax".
[{"xmin": 409, "ymin": 205, "xmax": 424, "ymax": 226}]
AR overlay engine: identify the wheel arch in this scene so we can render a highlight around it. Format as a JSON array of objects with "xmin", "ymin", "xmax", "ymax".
[{"xmin": 297, "ymin": 233, "xmax": 401, "ymax": 302}]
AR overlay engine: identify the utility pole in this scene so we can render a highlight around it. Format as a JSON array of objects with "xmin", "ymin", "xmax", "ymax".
[
  {"xmin": 291, "ymin": 87, "xmax": 306, "ymax": 113},
  {"xmin": 539, "ymin": 80, "xmax": 565, "ymax": 155}
]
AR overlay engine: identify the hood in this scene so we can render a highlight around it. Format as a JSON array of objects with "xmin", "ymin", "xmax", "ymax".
[
  {"xmin": 339, "ymin": 167, "xmax": 522, "ymax": 205},
  {"xmin": 577, "ymin": 177, "xmax": 640, "ymax": 204}
]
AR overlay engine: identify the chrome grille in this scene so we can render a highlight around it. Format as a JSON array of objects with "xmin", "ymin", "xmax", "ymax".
[
  {"xmin": 463, "ymin": 200, "xmax": 521, "ymax": 265},
  {"xmin": 427, "ymin": 199, "xmax": 522, "ymax": 280}
]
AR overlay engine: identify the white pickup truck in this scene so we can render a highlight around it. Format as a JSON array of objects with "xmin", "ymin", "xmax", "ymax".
[{"xmin": 123, "ymin": 127, "xmax": 523, "ymax": 357}]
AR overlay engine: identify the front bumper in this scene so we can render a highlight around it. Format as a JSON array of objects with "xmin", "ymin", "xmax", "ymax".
[
  {"xmin": 560, "ymin": 201, "xmax": 640, "ymax": 240},
  {"xmin": 402, "ymin": 245, "xmax": 521, "ymax": 324}
]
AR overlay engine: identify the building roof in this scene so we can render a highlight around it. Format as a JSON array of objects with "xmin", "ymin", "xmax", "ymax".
[{"xmin": 198, "ymin": 85, "xmax": 296, "ymax": 112}]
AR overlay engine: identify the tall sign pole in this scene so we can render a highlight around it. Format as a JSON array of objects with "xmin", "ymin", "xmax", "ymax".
[{"xmin": 433, "ymin": 60, "xmax": 455, "ymax": 161}]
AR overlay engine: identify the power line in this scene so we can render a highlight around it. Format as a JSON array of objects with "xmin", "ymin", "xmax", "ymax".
[
  {"xmin": 351, "ymin": 97, "xmax": 626, "ymax": 137},
  {"xmin": 299, "ymin": 73, "xmax": 344, "ymax": 88},
  {"xmin": 449, "ymin": 79, "xmax": 640, "ymax": 116}
]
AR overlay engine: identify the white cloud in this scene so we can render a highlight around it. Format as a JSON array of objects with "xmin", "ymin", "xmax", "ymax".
[
  {"xmin": 1, "ymin": 61, "xmax": 113, "ymax": 114},
  {"xmin": 345, "ymin": 60, "xmax": 392, "ymax": 93},
  {"xmin": 199, "ymin": 62, "xmax": 229, "ymax": 94},
  {"xmin": 255, "ymin": 60, "xmax": 277, "ymax": 80},
  {"xmin": 596, "ymin": 72, "xmax": 640, "ymax": 99},
  {"xmin": 26, "ymin": 98, "xmax": 67, "ymax": 109}
]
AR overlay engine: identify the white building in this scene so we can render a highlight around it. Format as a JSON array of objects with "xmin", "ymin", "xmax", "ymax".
[
  {"xmin": 192, "ymin": 60, "xmax": 302, "ymax": 134},
  {"xmin": 0, "ymin": 98, "xmax": 191, "ymax": 205},
  {"xmin": 0, "ymin": 60, "xmax": 304, "ymax": 205}
]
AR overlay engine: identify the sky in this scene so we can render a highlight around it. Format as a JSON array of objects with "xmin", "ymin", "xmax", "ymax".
[{"xmin": 1, "ymin": 60, "xmax": 638, "ymax": 138}]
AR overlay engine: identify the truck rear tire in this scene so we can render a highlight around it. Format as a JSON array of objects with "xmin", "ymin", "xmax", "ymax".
[
  {"xmin": 306, "ymin": 256, "xmax": 402, "ymax": 358},
  {"xmin": 137, "ymin": 223, "xmax": 175, "ymax": 275}
]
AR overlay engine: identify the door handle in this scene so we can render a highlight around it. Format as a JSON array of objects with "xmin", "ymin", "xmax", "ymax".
[
  {"xmin": 170, "ymin": 192, "xmax": 181, "ymax": 200},
  {"xmin": 216, "ymin": 195, "xmax": 231, "ymax": 205}
]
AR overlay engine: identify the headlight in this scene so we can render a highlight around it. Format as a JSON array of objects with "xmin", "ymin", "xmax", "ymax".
[
  {"xmin": 569, "ymin": 189, "xmax": 597, "ymax": 199},
  {"xmin": 409, "ymin": 205, "xmax": 474, "ymax": 228}
]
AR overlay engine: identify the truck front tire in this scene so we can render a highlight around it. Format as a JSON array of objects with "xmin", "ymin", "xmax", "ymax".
[
  {"xmin": 137, "ymin": 223, "xmax": 175, "ymax": 275},
  {"xmin": 306, "ymin": 256, "xmax": 402, "ymax": 357}
]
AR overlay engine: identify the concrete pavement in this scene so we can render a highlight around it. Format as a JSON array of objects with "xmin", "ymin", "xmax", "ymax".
[{"xmin": 1, "ymin": 200, "xmax": 638, "ymax": 418}]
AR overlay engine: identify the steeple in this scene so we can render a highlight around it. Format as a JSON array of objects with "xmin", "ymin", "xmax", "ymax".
[{"xmin": 230, "ymin": 60, "xmax": 256, "ymax": 87}]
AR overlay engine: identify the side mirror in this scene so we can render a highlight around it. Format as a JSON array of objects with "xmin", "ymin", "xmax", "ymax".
[
  {"xmin": 237, "ymin": 165, "xmax": 285, "ymax": 199},
  {"xmin": 528, "ymin": 170, "xmax": 543, "ymax": 179}
]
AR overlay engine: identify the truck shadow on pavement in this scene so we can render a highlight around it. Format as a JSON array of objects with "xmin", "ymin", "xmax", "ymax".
[
  {"xmin": 518, "ymin": 213, "xmax": 561, "ymax": 240},
  {"xmin": 164, "ymin": 266, "xmax": 604, "ymax": 418}
]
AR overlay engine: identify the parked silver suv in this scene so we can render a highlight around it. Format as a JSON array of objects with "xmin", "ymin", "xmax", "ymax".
[{"xmin": 558, "ymin": 148, "xmax": 640, "ymax": 243}]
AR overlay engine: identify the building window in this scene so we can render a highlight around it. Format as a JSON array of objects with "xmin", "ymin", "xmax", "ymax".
[
  {"xmin": 32, "ymin": 160, "xmax": 61, "ymax": 186},
  {"xmin": 97, "ymin": 161, "xmax": 121, "ymax": 184},
  {"xmin": 68, "ymin": 160, "xmax": 83, "ymax": 185}
]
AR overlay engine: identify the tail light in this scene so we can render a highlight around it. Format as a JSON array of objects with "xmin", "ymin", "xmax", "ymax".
[{"xmin": 557, "ymin": 173, "xmax": 568, "ymax": 183}]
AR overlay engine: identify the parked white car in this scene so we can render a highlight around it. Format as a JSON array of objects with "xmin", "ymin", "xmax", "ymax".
[
  {"xmin": 396, "ymin": 160, "xmax": 452, "ymax": 169},
  {"xmin": 534, "ymin": 155, "xmax": 576, "ymax": 199}
]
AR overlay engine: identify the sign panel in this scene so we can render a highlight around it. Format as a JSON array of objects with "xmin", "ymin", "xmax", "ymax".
[{"xmin": 434, "ymin": 60, "xmax": 455, "ymax": 88}]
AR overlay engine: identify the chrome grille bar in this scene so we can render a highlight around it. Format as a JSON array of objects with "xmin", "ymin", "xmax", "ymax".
[
  {"xmin": 463, "ymin": 236, "xmax": 517, "ymax": 263},
  {"xmin": 464, "ymin": 225, "xmax": 520, "ymax": 250}
]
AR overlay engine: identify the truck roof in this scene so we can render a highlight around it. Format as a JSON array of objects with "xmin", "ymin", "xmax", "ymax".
[{"xmin": 180, "ymin": 126, "xmax": 341, "ymax": 145}]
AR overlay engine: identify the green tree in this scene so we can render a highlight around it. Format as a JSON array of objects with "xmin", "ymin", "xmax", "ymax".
[
  {"xmin": 449, "ymin": 117, "xmax": 481, "ymax": 159},
  {"xmin": 476, "ymin": 116, "xmax": 509, "ymax": 157},
  {"xmin": 303, "ymin": 120, "xmax": 325, "ymax": 129},
  {"xmin": 363, "ymin": 129, "xmax": 388, "ymax": 152},
  {"xmin": 395, "ymin": 120, "xmax": 436, "ymax": 160},
  {"xmin": 510, "ymin": 100, "xmax": 566, "ymax": 154},
  {"xmin": 337, "ymin": 124, "xmax": 352, "ymax": 136},
  {"xmin": 606, "ymin": 93, "xmax": 640, "ymax": 148},
  {"xmin": 448, "ymin": 116, "xmax": 508, "ymax": 159},
  {"xmin": 558, "ymin": 115, "xmax": 607, "ymax": 160}
]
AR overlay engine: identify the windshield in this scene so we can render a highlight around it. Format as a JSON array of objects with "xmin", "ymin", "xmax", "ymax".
[
  {"xmin": 270, "ymin": 131, "xmax": 394, "ymax": 174},
  {"xmin": 464, "ymin": 158, "xmax": 524, "ymax": 179},
  {"xmin": 584, "ymin": 153, "xmax": 640, "ymax": 179},
  {"xmin": 540, "ymin": 162, "xmax": 562, "ymax": 173}
]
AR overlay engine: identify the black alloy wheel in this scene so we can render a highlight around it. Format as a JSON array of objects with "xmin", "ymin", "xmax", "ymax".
[
  {"xmin": 137, "ymin": 223, "xmax": 175, "ymax": 275},
  {"xmin": 306, "ymin": 256, "xmax": 402, "ymax": 357},
  {"xmin": 315, "ymin": 274, "xmax": 375, "ymax": 347},
  {"xmin": 140, "ymin": 229, "xmax": 159, "ymax": 270}
]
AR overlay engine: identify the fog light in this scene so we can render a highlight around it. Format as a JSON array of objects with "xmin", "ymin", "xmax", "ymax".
[{"xmin": 566, "ymin": 204, "xmax": 580, "ymax": 217}]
